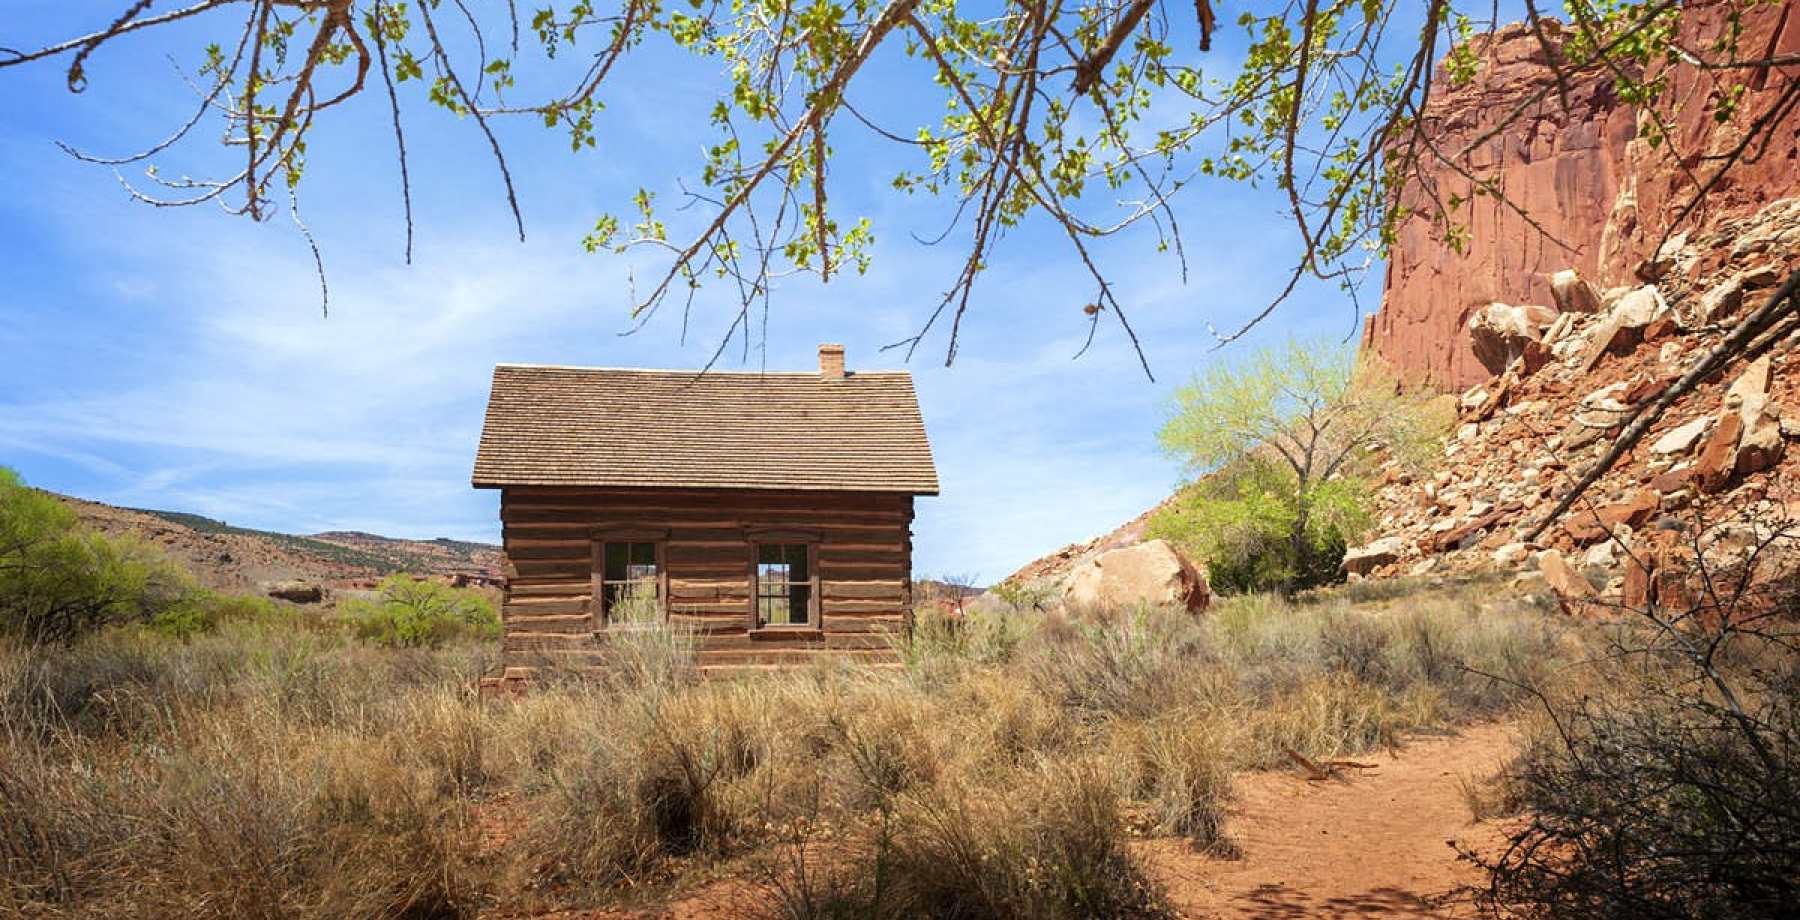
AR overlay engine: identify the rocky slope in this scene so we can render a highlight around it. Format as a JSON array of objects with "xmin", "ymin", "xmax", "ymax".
[
  {"xmin": 1364, "ymin": 1, "xmax": 1800, "ymax": 390},
  {"xmin": 1008, "ymin": 6, "xmax": 1800, "ymax": 597},
  {"xmin": 1353, "ymin": 198, "xmax": 1799, "ymax": 597},
  {"xmin": 58, "ymin": 493, "xmax": 504, "ymax": 597}
]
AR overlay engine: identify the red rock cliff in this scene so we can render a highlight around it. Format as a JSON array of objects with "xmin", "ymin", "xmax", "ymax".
[{"xmin": 1365, "ymin": 1, "xmax": 1800, "ymax": 390}]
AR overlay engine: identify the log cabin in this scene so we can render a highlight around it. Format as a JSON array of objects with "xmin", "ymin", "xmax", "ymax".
[{"xmin": 471, "ymin": 344, "xmax": 938, "ymax": 676}]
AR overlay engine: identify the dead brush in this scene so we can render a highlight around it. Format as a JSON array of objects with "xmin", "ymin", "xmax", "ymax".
[
  {"xmin": 1107, "ymin": 712, "xmax": 1240, "ymax": 854},
  {"xmin": 1019, "ymin": 604, "xmax": 1215, "ymax": 720},
  {"xmin": 521, "ymin": 682, "xmax": 774, "ymax": 893},
  {"xmin": 878, "ymin": 756, "xmax": 1173, "ymax": 920}
]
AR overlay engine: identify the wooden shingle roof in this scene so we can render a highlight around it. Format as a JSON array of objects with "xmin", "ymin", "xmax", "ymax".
[{"xmin": 472, "ymin": 363, "xmax": 939, "ymax": 494}]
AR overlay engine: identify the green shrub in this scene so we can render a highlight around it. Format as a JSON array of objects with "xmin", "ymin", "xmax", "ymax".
[
  {"xmin": 342, "ymin": 575, "xmax": 499, "ymax": 648},
  {"xmin": 149, "ymin": 591, "xmax": 283, "ymax": 640},
  {"xmin": 0, "ymin": 467, "xmax": 199, "ymax": 643}
]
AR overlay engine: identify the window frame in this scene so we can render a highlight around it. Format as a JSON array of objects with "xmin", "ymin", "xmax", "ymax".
[
  {"xmin": 747, "ymin": 538, "xmax": 821, "ymax": 633},
  {"xmin": 589, "ymin": 526, "xmax": 669, "ymax": 629}
]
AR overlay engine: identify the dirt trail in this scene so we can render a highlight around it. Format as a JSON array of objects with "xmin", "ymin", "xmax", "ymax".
[
  {"xmin": 1142, "ymin": 721, "xmax": 1517, "ymax": 918},
  {"xmin": 526, "ymin": 722, "xmax": 1519, "ymax": 919}
]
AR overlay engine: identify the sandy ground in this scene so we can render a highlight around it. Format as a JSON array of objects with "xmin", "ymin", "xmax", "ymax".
[
  {"xmin": 511, "ymin": 722, "xmax": 1519, "ymax": 919},
  {"xmin": 1142, "ymin": 721, "xmax": 1517, "ymax": 918}
]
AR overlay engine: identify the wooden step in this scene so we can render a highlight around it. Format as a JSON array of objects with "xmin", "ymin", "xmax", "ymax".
[
  {"xmin": 504, "ymin": 613, "xmax": 595, "ymax": 634},
  {"xmin": 503, "ymin": 598, "xmax": 589, "ymax": 617},
  {"xmin": 503, "ymin": 632, "xmax": 598, "ymax": 652}
]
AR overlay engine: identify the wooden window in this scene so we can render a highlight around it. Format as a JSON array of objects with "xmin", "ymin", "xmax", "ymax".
[
  {"xmin": 753, "ymin": 542, "xmax": 818, "ymax": 629},
  {"xmin": 593, "ymin": 540, "xmax": 665, "ymax": 626}
]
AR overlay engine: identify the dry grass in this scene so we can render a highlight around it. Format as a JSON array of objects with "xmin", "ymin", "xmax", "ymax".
[{"xmin": 0, "ymin": 577, "xmax": 1572, "ymax": 918}]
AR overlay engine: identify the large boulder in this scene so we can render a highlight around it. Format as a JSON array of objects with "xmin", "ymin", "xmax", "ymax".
[
  {"xmin": 1550, "ymin": 268, "xmax": 1602, "ymax": 313},
  {"xmin": 1467, "ymin": 302, "xmax": 1557, "ymax": 376},
  {"xmin": 1342, "ymin": 536, "xmax": 1408, "ymax": 575},
  {"xmin": 1061, "ymin": 539, "xmax": 1211, "ymax": 613},
  {"xmin": 1609, "ymin": 284, "xmax": 1670, "ymax": 327},
  {"xmin": 1728, "ymin": 356, "xmax": 1786, "ymax": 476}
]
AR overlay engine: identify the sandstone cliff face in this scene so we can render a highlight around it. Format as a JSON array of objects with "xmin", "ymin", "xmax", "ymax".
[{"xmin": 1366, "ymin": 1, "xmax": 1800, "ymax": 390}]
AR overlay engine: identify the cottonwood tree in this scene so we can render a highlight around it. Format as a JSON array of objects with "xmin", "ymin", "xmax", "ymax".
[
  {"xmin": 3, "ymin": 0, "xmax": 1794, "ymax": 382},
  {"xmin": 1156, "ymin": 340, "xmax": 1440, "ymax": 591}
]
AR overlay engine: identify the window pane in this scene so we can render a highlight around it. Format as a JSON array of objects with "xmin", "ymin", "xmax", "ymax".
[
  {"xmin": 607, "ymin": 577, "xmax": 661, "ymax": 623},
  {"xmin": 604, "ymin": 542, "xmax": 630, "ymax": 581},
  {"xmin": 759, "ymin": 594, "xmax": 791, "ymax": 626},
  {"xmin": 787, "ymin": 583, "xmax": 811, "ymax": 625},
  {"xmin": 755, "ymin": 543, "xmax": 811, "ymax": 627},
  {"xmin": 630, "ymin": 542, "xmax": 657, "ymax": 566},
  {"xmin": 602, "ymin": 542, "xmax": 661, "ymax": 624}
]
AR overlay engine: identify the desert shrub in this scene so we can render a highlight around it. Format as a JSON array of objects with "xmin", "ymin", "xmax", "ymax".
[
  {"xmin": 1108, "ymin": 713, "xmax": 1238, "ymax": 851},
  {"xmin": 148, "ymin": 590, "xmax": 282, "ymax": 639},
  {"xmin": 901, "ymin": 604, "xmax": 1031, "ymax": 677},
  {"xmin": 0, "ymin": 624, "xmax": 494, "ymax": 918},
  {"xmin": 769, "ymin": 757, "xmax": 1170, "ymax": 920},
  {"xmin": 343, "ymin": 575, "xmax": 499, "ymax": 648},
  {"xmin": 0, "ymin": 467, "xmax": 200, "ymax": 643},
  {"xmin": 522, "ymin": 685, "xmax": 771, "ymax": 892},
  {"xmin": 1478, "ymin": 624, "xmax": 1800, "ymax": 919},
  {"xmin": 901, "ymin": 758, "xmax": 1170, "ymax": 919},
  {"xmin": 1482, "ymin": 662, "xmax": 1800, "ymax": 918},
  {"xmin": 986, "ymin": 576, "xmax": 1059, "ymax": 612},
  {"xmin": 1020, "ymin": 605, "xmax": 1215, "ymax": 720}
]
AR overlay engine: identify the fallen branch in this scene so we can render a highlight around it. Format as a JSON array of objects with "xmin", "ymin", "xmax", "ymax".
[{"xmin": 1286, "ymin": 748, "xmax": 1380, "ymax": 781}]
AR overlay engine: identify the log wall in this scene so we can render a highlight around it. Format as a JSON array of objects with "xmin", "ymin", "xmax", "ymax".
[{"xmin": 497, "ymin": 486, "xmax": 916, "ymax": 671}]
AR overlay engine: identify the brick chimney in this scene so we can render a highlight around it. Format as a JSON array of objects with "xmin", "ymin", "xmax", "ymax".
[{"xmin": 818, "ymin": 343, "xmax": 846, "ymax": 380}]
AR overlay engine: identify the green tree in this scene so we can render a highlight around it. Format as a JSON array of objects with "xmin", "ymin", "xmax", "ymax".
[
  {"xmin": 1155, "ymin": 340, "xmax": 1439, "ymax": 592},
  {"xmin": 1150, "ymin": 456, "xmax": 1368, "ymax": 593},
  {"xmin": 0, "ymin": 467, "xmax": 197, "ymax": 643}
]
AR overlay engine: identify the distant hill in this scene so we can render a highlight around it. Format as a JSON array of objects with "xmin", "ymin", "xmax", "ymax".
[{"xmin": 53, "ymin": 492, "xmax": 503, "ymax": 594}]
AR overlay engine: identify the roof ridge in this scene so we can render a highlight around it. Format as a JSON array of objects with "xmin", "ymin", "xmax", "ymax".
[{"xmin": 494, "ymin": 362, "xmax": 914, "ymax": 377}]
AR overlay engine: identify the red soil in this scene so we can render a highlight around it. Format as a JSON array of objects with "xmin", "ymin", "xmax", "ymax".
[
  {"xmin": 1143, "ymin": 722, "xmax": 1516, "ymax": 918},
  {"xmin": 509, "ymin": 722, "xmax": 1519, "ymax": 919}
]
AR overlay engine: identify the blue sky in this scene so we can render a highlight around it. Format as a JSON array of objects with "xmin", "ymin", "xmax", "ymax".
[{"xmin": 0, "ymin": 3, "xmax": 1385, "ymax": 582}]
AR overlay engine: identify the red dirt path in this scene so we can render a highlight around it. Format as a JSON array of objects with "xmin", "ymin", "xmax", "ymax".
[
  {"xmin": 513, "ymin": 722, "xmax": 1518, "ymax": 919},
  {"xmin": 1142, "ymin": 721, "xmax": 1516, "ymax": 918}
]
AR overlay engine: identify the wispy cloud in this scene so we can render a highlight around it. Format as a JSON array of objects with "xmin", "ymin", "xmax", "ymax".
[{"xmin": 1, "ymin": 6, "xmax": 1373, "ymax": 581}]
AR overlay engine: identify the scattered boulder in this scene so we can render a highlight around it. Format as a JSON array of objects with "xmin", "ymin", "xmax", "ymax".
[
  {"xmin": 1612, "ymin": 285, "xmax": 1670, "ymax": 327},
  {"xmin": 1650, "ymin": 465, "xmax": 1695, "ymax": 495},
  {"xmin": 1649, "ymin": 417, "xmax": 1711, "ymax": 457},
  {"xmin": 1694, "ymin": 412, "xmax": 1745, "ymax": 493},
  {"xmin": 264, "ymin": 580, "xmax": 326, "ymax": 604},
  {"xmin": 1697, "ymin": 274, "xmax": 1744, "ymax": 325},
  {"xmin": 1539, "ymin": 550, "xmax": 1596, "ymax": 615},
  {"xmin": 1468, "ymin": 302, "xmax": 1556, "ymax": 376},
  {"xmin": 1493, "ymin": 542, "xmax": 1534, "ymax": 568},
  {"xmin": 1622, "ymin": 553, "xmax": 1654, "ymax": 610},
  {"xmin": 1564, "ymin": 490, "xmax": 1659, "ymax": 545},
  {"xmin": 1061, "ymin": 539, "xmax": 1211, "ymax": 613},
  {"xmin": 1550, "ymin": 268, "xmax": 1601, "ymax": 313},
  {"xmin": 1728, "ymin": 356, "xmax": 1785, "ymax": 476},
  {"xmin": 1342, "ymin": 536, "xmax": 1408, "ymax": 575}
]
